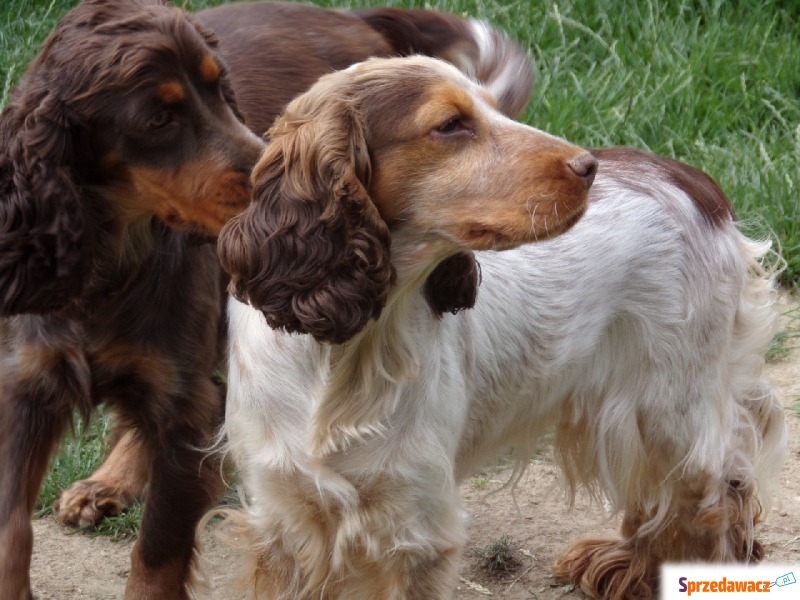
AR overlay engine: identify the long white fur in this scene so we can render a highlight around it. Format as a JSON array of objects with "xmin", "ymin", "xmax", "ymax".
[{"xmin": 223, "ymin": 158, "xmax": 786, "ymax": 597}]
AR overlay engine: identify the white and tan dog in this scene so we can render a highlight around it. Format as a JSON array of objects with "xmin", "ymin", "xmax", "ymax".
[{"xmin": 216, "ymin": 56, "xmax": 786, "ymax": 600}]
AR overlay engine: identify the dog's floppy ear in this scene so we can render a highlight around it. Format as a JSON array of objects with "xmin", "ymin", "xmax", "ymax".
[
  {"xmin": 218, "ymin": 85, "xmax": 395, "ymax": 344},
  {"xmin": 0, "ymin": 91, "xmax": 90, "ymax": 316},
  {"xmin": 424, "ymin": 252, "xmax": 481, "ymax": 316}
]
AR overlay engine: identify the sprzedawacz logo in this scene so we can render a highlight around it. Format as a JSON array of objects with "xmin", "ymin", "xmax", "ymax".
[
  {"xmin": 677, "ymin": 577, "xmax": 770, "ymax": 595},
  {"xmin": 661, "ymin": 565, "xmax": 797, "ymax": 599}
]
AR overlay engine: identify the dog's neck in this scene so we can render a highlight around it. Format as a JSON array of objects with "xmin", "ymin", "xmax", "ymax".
[
  {"xmin": 64, "ymin": 189, "xmax": 200, "ymax": 320},
  {"xmin": 312, "ymin": 233, "xmax": 464, "ymax": 455}
]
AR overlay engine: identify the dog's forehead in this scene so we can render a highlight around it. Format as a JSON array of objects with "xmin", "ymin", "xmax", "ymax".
[
  {"xmin": 416, "ymin": 58, "xmax": 501, "ymax": 115},
  {"xmin": 109, "ymin": 46, "xmax": 206, "ymax": 97},
  {"xmin": 100, "ymin": 7, "xmax": 217, "ymax": 82},
  {"xmin": 405, "ymin": 56, "xmax": 482, "ymax": 92},
  {"xmin": 352, "ymin": 56, "xmax": 495, "ymax": 113}
]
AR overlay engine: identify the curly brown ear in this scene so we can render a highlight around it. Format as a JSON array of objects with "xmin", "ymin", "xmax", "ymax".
[
  {"xmin": 0, "ymin": 93, "xmax": 89, "ymax": 316},
  {"xmin": 424, "ymin": 252, "xmax": 480, "ymax": 316},
  {"xmin": 218, "ymin": 93, "xmax": 395, "ymax": 344}
]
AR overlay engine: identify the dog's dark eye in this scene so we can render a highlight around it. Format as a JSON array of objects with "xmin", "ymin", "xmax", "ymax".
[
  {"xmin": 433, "ymin": 116, "xmax": 474, "ymax": 139},
  {"xmin": 148, "ymin": 110, "xmax": 172, "ymax": 129},
  {"xmin": 438, "ymin": 117, "xmax": 463, "ymax": 134}
]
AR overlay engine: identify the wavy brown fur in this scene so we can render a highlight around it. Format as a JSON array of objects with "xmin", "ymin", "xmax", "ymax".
[
  {"xmin": 219, "ymin": 82, "xmax": 395, "ymax": 344},
  {"xmin": 0, "ymin": 1, "xmax": 263, "ymax": 598},
  {"xmin": 0, "ymin": 66, "xmax": 88, "ymax": 315}
]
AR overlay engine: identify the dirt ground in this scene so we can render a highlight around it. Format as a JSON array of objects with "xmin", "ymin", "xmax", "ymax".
[{"xmin": 29, "ymin": 303, "xmax": 800, "ymax": 599}]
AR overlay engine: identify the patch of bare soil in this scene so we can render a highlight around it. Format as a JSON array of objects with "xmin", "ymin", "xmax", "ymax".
[{"xmin": 30, "ymin": 305, "xmax": 800, "ymax": 599}]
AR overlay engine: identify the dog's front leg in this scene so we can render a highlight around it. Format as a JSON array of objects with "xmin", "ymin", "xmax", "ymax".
[
  {"xmin": 0, "ymin": 395, "xmax": 69, "ymax": 600},
  {"xmin": 121, "ymin": 376, "xmax": 224, "ymax": 600},
  {"xmin": 0, "ymin": 328, "xmax": 89, "ymax": 600}
]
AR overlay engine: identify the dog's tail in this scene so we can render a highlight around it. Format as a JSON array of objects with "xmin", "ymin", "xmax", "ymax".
[
  {"xmin": 728, "ymin": 235, "xmax": 787, "ymax": 511},
  {"xmin": 353, "ymin": 8, "xmax": 534, "ymax": 118}
]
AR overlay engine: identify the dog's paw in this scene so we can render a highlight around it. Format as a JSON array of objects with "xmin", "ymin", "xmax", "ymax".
[{"xmin": 54, "ymin": 480, "xmax": 132, "ymax": 527}]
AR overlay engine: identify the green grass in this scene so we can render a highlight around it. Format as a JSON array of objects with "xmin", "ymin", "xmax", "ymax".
[
  {"xmin": 2, "ymin": 0, "xmax": 799, "ymax": 536},
  {"xmin": 35, "ymin": 415, "xmax": 108, "ymax": 515},
  {"xmin": 767, "ymin": 304, "xmax": 800, "ymax": 362}
]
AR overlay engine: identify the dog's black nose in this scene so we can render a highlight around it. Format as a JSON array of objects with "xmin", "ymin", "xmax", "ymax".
[{"xmin": 567, "ymin": 153, "xmax": 598, "ymax": 189}]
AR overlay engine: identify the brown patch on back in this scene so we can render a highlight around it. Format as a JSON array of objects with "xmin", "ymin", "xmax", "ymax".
[
  {"xmin": 157, "ymin": 81, "xmax": 185, "ymax": 104},
  {"xmin": 199, "ymin": 53, "xmax": 221, "ymax": 83},
  {"xmin": 592, "ymin": 147, "xmax": 735, "ymax": 227}
]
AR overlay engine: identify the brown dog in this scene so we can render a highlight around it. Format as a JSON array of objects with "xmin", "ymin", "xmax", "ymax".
[{"xmin": 0, "ymin": 1, "xmax": 264, "ymax": 598}]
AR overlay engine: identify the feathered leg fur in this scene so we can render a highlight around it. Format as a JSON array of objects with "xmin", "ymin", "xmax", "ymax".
[{"xmin": 553, "ymin": 236, "xmax": 786, "ymax": 599}]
